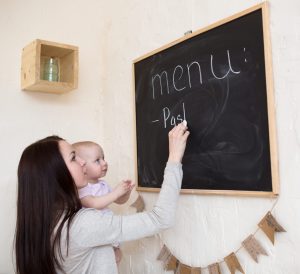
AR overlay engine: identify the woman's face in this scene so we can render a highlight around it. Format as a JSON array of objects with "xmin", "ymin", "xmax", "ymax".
[{"xmin": 59, "ymin": 140, "xmax": 87, "ymax": 189}]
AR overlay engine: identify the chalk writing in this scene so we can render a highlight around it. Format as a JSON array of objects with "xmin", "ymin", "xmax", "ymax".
[
  {"xmin": 152, "ymin": 102, "xmax": 186, "ymax": 128},
  {"xmin": 151, "ymin": 49, "xmax": 242, "ymax": 100},
  {"xmin": 210, "ymin": 50, "xmax": 241, "ymax": 79}
]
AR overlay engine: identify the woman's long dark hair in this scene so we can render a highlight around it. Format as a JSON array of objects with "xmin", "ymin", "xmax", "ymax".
[{"xmin": 15, "ymin": 136, "xmax": 82, "ymax": 274}]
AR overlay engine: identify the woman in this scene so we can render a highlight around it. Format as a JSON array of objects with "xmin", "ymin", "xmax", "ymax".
[{"xmin": 15, "ymin": 122, "xmax": 189, "ymax": 274}]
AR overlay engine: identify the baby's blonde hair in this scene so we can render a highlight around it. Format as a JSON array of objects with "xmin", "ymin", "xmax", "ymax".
[
  {"xmin": 73, "ymin": 141, "xmax": 103, "ymax": 158},
  {"xmin": 73, "ymin": 141, "xmax": 99, "ymax": 149}
]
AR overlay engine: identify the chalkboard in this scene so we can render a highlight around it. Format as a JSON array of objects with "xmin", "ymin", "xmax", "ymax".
[{"xmin": 133, "ymin": 3, "xmax": 279, "ymax": 196}]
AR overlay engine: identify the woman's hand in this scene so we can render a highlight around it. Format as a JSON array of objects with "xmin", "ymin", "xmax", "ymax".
[
  {"xmin": 113, "ymin": 247, "xmax": 122, "ymax": 265},
  {"xmin": 167, "ymin": 121, "xmax": 190, "ymax": 163}
]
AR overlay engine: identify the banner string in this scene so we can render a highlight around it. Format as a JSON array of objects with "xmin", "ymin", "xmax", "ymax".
[{"xmin": 157, "ymin": 196, "xmax": 280, "ymax": 270}]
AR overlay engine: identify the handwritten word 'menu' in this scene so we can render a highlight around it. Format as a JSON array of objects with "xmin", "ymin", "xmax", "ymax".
[{"xmin": 151, "ymin": 49, "xmax": 241, "ymax": 100}]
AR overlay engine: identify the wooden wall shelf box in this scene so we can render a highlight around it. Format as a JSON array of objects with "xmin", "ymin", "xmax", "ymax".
[{"xmin": 21, "ymin": 39, "xmax": 78, "ymax": 94}]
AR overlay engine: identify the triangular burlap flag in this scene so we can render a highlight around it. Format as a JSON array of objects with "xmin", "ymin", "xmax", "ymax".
[
  {"xmin": 166, "ymin": 255, "xmax": 178, "ymax": 270},
  {"xmin": 130, "ymin": 194, "xmax": 145, "ymax": 212},
  {"xmin": 157, "ymin": 244, "xmax": 171, "ymax": 263},
  {"xmin": 242, "ymin": 234, "xmax": 268, "ymax": 263},
  {"xmin": 176, "ymin": 263, "xmax": 191, "ymax": 274},
  {"xmin": 208, "ymin": 263, "xmax": 221, "ymax": 274},
  {"xmin": 190, "ymin": 267, "xmax": 202, "ymax": 274},
  {"xmin": 258, "ymin": 211, "xmax": 286, "ymax": 245},
  {"xmin": 224, "ymin": 252, "xmax": 244, "ymax": 274},
  {"xmin": 175, "ymin": 263, "xmax": 201, "ymax": 274},
  {"xmin": 157, "ymin": 245, "xmax": 178, "ymax": 270}
]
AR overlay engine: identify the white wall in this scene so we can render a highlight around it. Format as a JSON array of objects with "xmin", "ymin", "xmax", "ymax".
[
  {"xmin": 0, "ymin": 0, "xmax": 107, "ymax": 272},
  {"xmin": 0, "ymin": 0, "xmax": 300, "ymax": 273}
]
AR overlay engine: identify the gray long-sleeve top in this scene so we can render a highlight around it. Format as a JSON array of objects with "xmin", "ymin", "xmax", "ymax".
[{"xmin": 56, "ymin": 162, "xmax": 182, "ymax": 274}]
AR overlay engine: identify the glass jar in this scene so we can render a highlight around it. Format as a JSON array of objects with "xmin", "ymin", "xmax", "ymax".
[{"xmin": 43, "ymin": 57, "xmax": 59, "ymax": 81}]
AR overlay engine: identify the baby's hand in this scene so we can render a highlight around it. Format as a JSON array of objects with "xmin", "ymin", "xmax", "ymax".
[
  {"xmin": 113, "ymin": 180, "xmax": 134, "ymax": 198},
  {"xmin": 114, "ymin": 180, "xmax": 135, "ymax": 203},
  {"xmin": 123, "ymin": 179, "xmax": 135, "ymax": 191}
]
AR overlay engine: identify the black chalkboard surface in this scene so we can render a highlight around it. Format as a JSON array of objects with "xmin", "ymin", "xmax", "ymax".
[{"xmin": 133, "ymin": 3, "xmax": 279, "ymax": 196}]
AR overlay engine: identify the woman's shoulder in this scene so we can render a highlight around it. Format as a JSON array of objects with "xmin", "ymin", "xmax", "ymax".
[
  {"xmin": 73, "ymin": 208, "xmax": 103, "ymax": 222},
  {"xmin": 71, "ymin": 208, "xmax": 116, "ymax": 229}
]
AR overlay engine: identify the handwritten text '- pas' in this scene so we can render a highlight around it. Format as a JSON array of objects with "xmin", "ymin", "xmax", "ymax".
[
  {"xmin": 152, "ymin": 102, "xmax": 186, "ymax": 128},
  {"xmin": 151, "ymin": 49, "xmax": 246, "ymax": 100}
]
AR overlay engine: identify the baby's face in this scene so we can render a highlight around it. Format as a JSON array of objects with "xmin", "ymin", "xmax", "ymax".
[
  {"xmin": 97, "ymin": 146, "xmax": 108, "ymax": 178},
  {"xmin": 86, "ymin": 145, "xmax": 108, "ymax": 181}
]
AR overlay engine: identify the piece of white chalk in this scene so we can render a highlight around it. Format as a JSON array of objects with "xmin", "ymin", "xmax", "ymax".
[{"xmin": 183, "ymin": 120, "xmax": 187, "ymax": 127}]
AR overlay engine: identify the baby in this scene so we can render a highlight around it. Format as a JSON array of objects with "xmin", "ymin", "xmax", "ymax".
[{"xmin": 73, "ymin": 141, "xmax": 135, "ymax": 264}]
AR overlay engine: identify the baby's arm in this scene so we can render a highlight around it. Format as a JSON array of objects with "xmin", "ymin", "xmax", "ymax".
[
  {"xmin": 114, "ymin": 180, "xmax": 135, "ymax": 204},
  {"xmin": 81, "ymin": 181, "xmax": 133, "ymax": 210}
]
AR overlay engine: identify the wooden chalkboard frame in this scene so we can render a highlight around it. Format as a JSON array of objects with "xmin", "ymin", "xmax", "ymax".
[{"xmin": 133, "ymin": 2, "xmax": 279, "ymax": 197}]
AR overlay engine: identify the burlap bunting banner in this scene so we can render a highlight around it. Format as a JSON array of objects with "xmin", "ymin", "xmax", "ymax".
[
  {"xmin": 208, "ymin": 263, "xmax": 221, "ymax": 274},
  {"xmin": 242, "ymin": 234, "xmax": 268, "ymax": 263},
  {"xmin": 224, "ymin": 252, "xmax": 244, "ymax": 274},
  {"xmin": 155, "ymin": 208, "xmax": 285, "ymax": 272},
  {"xmin": 258, "ymin": 211, "xmax": 286, "ymax": 244},
  {"xmin": 130, "ymin": 194, "xmax": 145, "ymax": 212}
]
